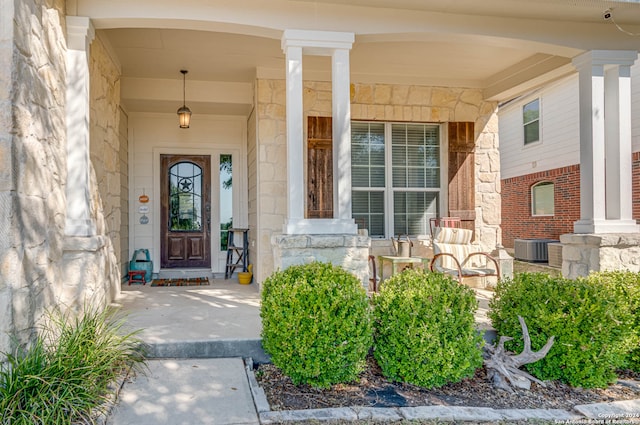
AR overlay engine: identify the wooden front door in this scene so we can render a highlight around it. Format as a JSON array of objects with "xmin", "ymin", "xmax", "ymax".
[{"xmin": 161, "ymin": 155, "xmax": 211, "ymax": 268}]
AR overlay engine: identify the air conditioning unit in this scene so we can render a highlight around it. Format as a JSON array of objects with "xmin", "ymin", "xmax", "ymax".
[
  {"xmin": 547, "ymin": 243, "xmax": 563, "ymax": 268},
  {"xmin": 514, "ymin": 239, "xmax": 559, "ymax": 263}
]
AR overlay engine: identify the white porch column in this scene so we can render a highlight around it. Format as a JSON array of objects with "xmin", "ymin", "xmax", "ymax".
[
  {"xmin": 65, "ymin": 17, "xmax": 95, "ymax": 236},
  {"xmin": 283, "ymin": 43, "xmax": 305, "ymax": 223},
  {"xmin": 332, "ymin": 48, "xmax": 353, "ymax": 222},
  {"xmin": 281, "ymin": 30, "xmax": 357, "ymax": 235},
  {"xmin": 571, "ymin": 50, "xmax": 638, "ymax": 234}
]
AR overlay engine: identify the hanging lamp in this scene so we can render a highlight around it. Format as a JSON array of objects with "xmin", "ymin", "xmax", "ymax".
[{"xmin": 177, "ymin": 70, "xmax": 192, "ymax": 128}]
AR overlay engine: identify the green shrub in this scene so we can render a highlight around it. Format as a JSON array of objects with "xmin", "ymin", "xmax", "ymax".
[
  {"xmin": 0, "ymin": 306, "xmax": 145, "ymax": 425},
  {"xmin": 260, "ymin": 262, "xmax": 372, "ymax": 388},
  {"xmin": 590, "ymin": 271, "xmax": 640, "ymax": 372},
  {"xmin": 489, "ymin": 272, "xmax": 635, "ymax": 388},
  {"xmin": 372, "ymin": 269, "xmax": 483, "ymax": 388}
]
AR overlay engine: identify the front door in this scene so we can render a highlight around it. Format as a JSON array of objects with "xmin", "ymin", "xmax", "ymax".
[{"xmin": 161, "ymin": 155, "xmax": 211, "ymax": 268}]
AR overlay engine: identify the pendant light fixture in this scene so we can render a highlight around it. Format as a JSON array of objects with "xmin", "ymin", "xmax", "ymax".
[{"xmin": 177, "ymin": 69, "xmax": 192, "ymax": 128}]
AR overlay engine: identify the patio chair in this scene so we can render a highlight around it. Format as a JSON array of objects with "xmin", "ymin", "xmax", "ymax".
[
  {"xmin": 429, "ymin": 227, "xmax": 500, "ymax": 284},
  {"xmin": 429, "ymin": 216, "xmax": 461, "ymax": 238}
]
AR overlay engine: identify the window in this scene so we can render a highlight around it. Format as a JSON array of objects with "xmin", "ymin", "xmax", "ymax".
[
  {"xmin": 531, "ymin": 181, "xmax": 554, "ymax": 216},
  {"xmin": 219, "ymin": 154, "xmax": 233, "ymax": 250},
  {"xmin": 168, "ymin": 162, "xmax": 203, "ymax": 231},
  {"xmin": 523, "ymin": 98, "xmax": 540, "ymax": 145},
  {"xmin": 352, "ymin": 122, "xmax": 442, "ymax": 238}
]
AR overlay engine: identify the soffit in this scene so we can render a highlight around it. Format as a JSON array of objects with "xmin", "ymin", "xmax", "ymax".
[
  {"xmin": 92, "ymin": 0, "xmax": 640, "ymax": 113},
  {"xmin": 292, "ymin": 0, "xmax": 640, "ymax": 24}
]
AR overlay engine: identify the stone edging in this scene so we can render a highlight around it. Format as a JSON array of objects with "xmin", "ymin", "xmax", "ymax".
[{"xmin": 244, "ymin": 359, "xmax": 640, "ymax": 424}]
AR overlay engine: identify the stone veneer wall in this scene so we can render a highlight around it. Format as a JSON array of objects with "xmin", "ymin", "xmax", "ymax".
[
  {"xmin": 247, "ymin": 106, "xmax": 258, "ymax": 284},
  {"xmin": 272, "ymin": 235, "xmax": 370, "ymax": 285},
  {"xmin": 84, "ymin": 33, "xmax": 123, "ymax": 302},
  {"xmin": 561, "ymin": 233, "xmax": 640, "ymax": 278},
  {"xmin": 255, "ymin": 79, "xmax": 500, "ymax": 284},
  {"xmin": 255, "ymin": 80, "xmax": 287, "ymax": 285},
  {"xmin": 118, "ymin": 107, "xmax": 129, "ymax": 277},
  {"xmin": 0, "ymin": 1, "xmax": 123, "ymax": 359},
  {"xmin": 0, "ymin": 0, "xmax": 17, "ymax": 356},
  {"xmin": 0, "ymin": 0, "xmax": 68, "ymax": 356}
]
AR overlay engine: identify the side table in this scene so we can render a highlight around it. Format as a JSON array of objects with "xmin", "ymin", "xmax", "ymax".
[{"xmin": 377, "ymin": 255, "xmax": 431, "ymax": 283}]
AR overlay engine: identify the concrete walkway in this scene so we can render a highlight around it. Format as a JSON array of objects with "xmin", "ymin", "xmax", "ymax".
[{"xmin": 107, "ymin": 358, "xmax": 259, "ymax": 425}]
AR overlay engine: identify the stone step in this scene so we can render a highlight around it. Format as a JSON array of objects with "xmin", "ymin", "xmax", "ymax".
[{"xmin": 142, "ymin": 338, "xmax": 270, "ymax": 364}]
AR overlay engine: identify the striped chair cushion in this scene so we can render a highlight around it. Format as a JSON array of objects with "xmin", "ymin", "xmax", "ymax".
[
  {"xmin": 433, "ymin": 227, "xmax": 473, "ymax": 245},
  {"xmin": 433, "ymin": 227, "xmax": 480, "ymax": 270}
]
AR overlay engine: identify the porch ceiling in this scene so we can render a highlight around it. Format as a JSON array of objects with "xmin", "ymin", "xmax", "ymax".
[{"xmin": 90, "ymin": 0, "xmax": 640, "ymax": 116}]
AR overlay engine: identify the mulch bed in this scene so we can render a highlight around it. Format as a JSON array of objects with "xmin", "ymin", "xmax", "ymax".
[
  {"xmin": 256, "ymin": 356, "xmax": 640, "ymax": 411},
  {"xmin": 150, "ymin": 277, "xmax": 210, "ymax": 287}
]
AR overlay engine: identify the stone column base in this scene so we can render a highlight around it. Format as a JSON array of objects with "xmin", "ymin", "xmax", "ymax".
[
  {"xmin": 271, "ymin": 234, "xmax": 370, "ymax": 288},
  {"xmin": 61, "ymin": 235, "xmax": 120, "ymax": 313},
  {"xmin": 560, "ymin": 233, "xmax": 640, "ymax": 279}
]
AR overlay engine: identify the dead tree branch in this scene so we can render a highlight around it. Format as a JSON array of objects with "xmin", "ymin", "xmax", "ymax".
[{"xmin": 484, "ymin": 316, "xmax": 555, "ymax": 393}]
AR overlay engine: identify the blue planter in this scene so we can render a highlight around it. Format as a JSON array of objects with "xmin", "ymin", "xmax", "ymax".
[{"xmin": 129, "ymin": 249, "xmax": 153, "ymax": 283}]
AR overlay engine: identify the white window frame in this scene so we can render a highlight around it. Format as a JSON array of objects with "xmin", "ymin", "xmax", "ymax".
[
  {"xmin": 531, "ymin": 181, "xmax": 554, "ymax": 216},
  {"xmin": 523, "ymin": 98, "xmax": 541, "ymax": 146},
  {"xmin": 352, "ymin": 121, "xmax": 447, "ymax": 239}
]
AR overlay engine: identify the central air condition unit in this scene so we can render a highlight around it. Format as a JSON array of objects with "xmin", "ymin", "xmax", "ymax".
[{"xmin": 514, "ymin": 238, "xmax": 559, "ymax": 263}]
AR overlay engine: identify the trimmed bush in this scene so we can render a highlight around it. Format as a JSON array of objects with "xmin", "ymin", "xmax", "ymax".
[
  {"xmin": 260, "ymin": 262, "xmax": 372, "ymax": 388},
  {"xmin": 489, "ymin": 272, "xmax": 636, "ymax": 388},
  {"xmin": 590, "ymin": 271, "xmax": 640, "ymax": 372},
  {"xmin": 372, "ymin": 269, "xmax": 484, "ymax": 388}
]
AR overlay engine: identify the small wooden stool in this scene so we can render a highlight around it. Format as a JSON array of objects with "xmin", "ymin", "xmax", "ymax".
[{"xmin": 128, "ymin": 270, "xmax": 146, "ymax": 285}]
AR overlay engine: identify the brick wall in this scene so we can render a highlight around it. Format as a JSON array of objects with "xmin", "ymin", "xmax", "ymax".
[
  {"xmin": 502, "ymin": 153, "xmax": 640, "ymax": 248},
  {"xmin": 634, "ymin": 152, "xmax": 640, "ymax": 220},
  {"xmin": 501, "ymin": 165, "xmax": 580, "ymax": 248}
]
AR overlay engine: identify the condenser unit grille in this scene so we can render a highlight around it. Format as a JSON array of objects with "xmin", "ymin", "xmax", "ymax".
[
  {"xmin": 547, "ymin": 243, "xmax": 563, "ymax": 268},
  {"xmin": 514, "ymin": 239, "xmax": 559, "ymax": 263}
]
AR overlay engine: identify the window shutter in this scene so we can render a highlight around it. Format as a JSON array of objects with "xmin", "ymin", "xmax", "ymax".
[
  {"xmin": 307, "ymin": 116, "xmax": 333, "ymax": 218},
  {"xmin": 448, "ymin": 122, "xmax": 476, "ymax": 232}
]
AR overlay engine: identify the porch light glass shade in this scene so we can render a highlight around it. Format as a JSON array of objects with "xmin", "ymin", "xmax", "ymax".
[{"xmin": 177, "ymin": 105, "xmax": 192, "ymax": 128}]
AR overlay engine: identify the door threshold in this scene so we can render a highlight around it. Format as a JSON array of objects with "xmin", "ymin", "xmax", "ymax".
[{"xmin": 157, "ymin": 269, "xmax": 217, "ymax": 280}]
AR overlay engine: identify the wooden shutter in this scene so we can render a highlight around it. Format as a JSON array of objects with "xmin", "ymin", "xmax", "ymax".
[
  {"xmin": 448, "ymin": 122, "xmax": 476, "ymax": 232},
  {"xmin": 307, "ymin": 116, "xmax": 333, "ymax": 218}
]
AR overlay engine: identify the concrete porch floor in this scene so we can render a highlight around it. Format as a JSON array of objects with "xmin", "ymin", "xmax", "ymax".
[
  {"xmin": 111, "ymin": 278, "xmax": 266, "ymax": 361},
  {"xmin": 111, "ymin": 278, "xmax": 496, "ymax": 362}
]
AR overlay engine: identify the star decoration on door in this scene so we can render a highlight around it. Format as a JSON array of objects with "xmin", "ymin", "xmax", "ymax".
[{"xmin": 178, "ymin": 177, "xmax": 193, "ymax": 193}]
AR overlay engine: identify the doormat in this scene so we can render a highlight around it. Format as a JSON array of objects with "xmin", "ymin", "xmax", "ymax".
[{"xmin": 151, "ymin": 277, "xmax": 210, "ymax": 287}]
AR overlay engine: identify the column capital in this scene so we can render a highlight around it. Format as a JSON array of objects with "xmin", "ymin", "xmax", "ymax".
[
  {"xmin": 281, "ymin": 29, "xmax": 354, "ymax": 56},
  {"xmin": 572, "ymin": 50, "xmax": 638, "ymax": 71},
  {"xmin": 66, "ymin": 16, "xmax": 95, "ymax": 51}
]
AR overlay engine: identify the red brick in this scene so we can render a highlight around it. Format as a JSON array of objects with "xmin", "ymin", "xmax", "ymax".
[{"xmin": 502, "ymin": 154, "xmax": 640, "ymax": 248}]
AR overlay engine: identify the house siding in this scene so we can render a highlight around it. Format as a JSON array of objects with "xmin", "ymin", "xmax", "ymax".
[
  {"xmin": 128, "ymin": 113, "xmax": 247, "ymax": 274},
  {"xmin": 499, "ymin": 76, "xmax": 580, "ymax": 180}
]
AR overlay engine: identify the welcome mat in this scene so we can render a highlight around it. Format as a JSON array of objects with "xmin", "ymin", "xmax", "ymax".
[{"xmin": 151, "ymin": 277, "xmax": 210, "ymax": 287}]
